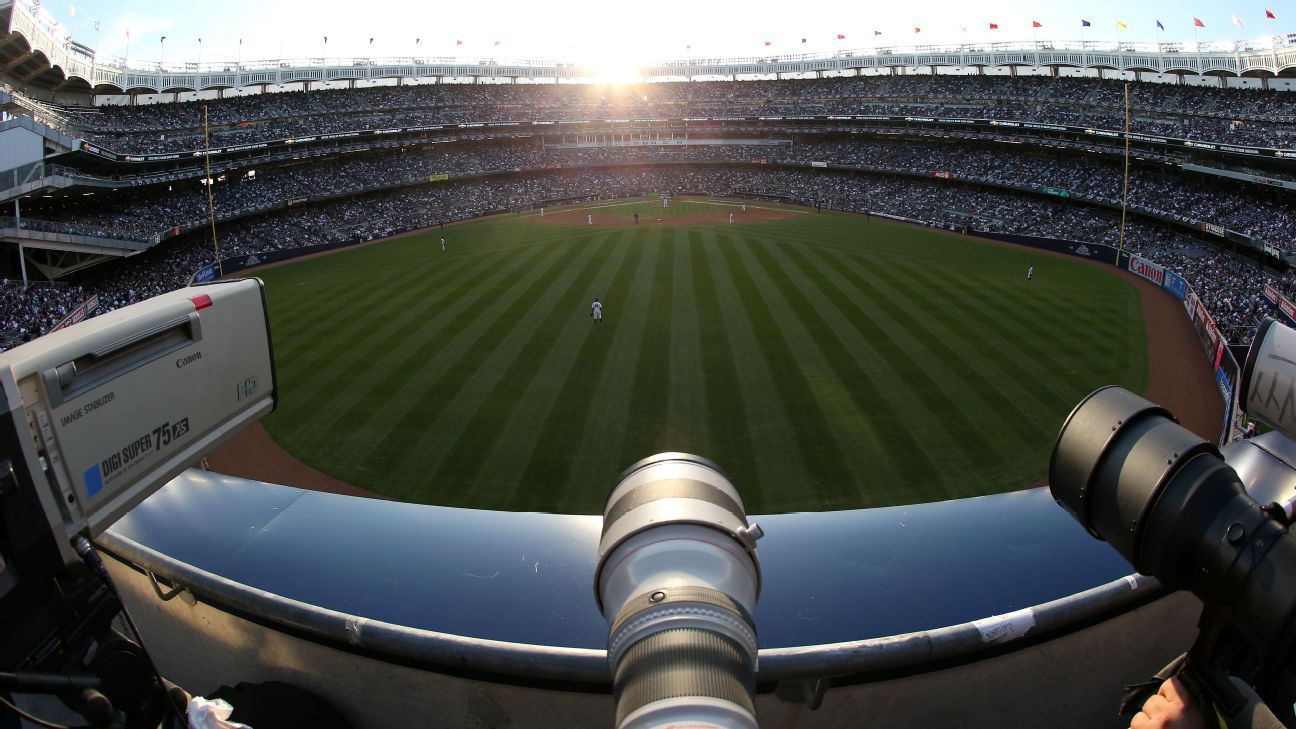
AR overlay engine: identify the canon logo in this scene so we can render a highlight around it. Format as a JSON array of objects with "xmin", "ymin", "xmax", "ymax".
[{"xmin": 176, "ymin": 351, "xmax": 204, "ymax": 368}]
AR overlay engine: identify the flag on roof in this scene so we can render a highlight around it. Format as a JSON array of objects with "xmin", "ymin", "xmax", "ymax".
[
  {"xmin": 1193, "ymin": 18, "xmax": 1205, "ymax": 28},
  {"xmin": 1156, "ymin": 20, "xmax": 1165, "ymax": 30},
  {"xmin": 837, "ymin": 34, "xmax": 846, "ymax": 39},
  {"xmin": 764, "ymin": 40, "xmax": 772, "ymax": 46},
  {"xmin": 1032, "ymin": 20, "xmax": 1042, "ymax": 28},
  {"xmin": 1116, "ymin": 20, "xmax": 1128, "ymax": 29},
  {"xmin": 914, "ymin": 27, "xmax": 921, "ymax": 33},
  {"xmin": 874, "ymin": 30, "xmax": 882, "ymax": 36},
  {"xmin": 1081, "ymin": 19, "xmax": 1091, "ymax": 27},
  {"xmin": 1267, "ymin": 9, "xmax": 1277, "ymax": 19},
  {"xmin": 989, "ymin": 23, "xmax": 999, "ymax": 30},
  {"xmin": 456, "ymin": 39, "xmax": 463, "ymax": 45},
  {"xmin": 1232, "ymin": 14, "xmax": 1244, "ymax": 27},
  {"xmin": 801, "ymin": 37, "xmax": 806, "ymax": 43}
]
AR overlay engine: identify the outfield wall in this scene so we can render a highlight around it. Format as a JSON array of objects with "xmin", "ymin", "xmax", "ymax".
[{"xmin": 94, "ymin": 433, "xmax": 1296, "ymax": 727}]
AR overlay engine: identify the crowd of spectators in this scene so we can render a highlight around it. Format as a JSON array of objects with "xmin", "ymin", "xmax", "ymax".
[
  {"xmin": 3, "ymin": 164, "xmax": 1290, "ymax": 351},
  {"xmin": 15, "ymin": 137, "xmax": 1295, "ymax": 249},
  {"xmin": 44, "ymin": 75, "xmax": 1296, "ymax": 154}
]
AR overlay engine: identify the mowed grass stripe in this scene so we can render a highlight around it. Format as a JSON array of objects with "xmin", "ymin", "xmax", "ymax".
[
  {"xmin": 742, "ymin": 236, "xmax": 940, "ymax": 493},
  {"xmin": 617, "ymin": 234, "xmax": 676, "ymax": 468},
  {"xmin": 358, "ymin": 236, "xmax": 599, "ymax": 498},
  {"xmin": 513, "ymin": 236, "xmax": 649, "ymax": 512},
  {"xmin": 267, "ymin": 219, "xmax": 563, "ymax": 327},
  {"xmin": 862, "ymin": 258, "xmax": 1070, "ymax": 434},
  {"xmin": 295, "ymin": 240, "xmax": 557, "ymax": 445},
  {"xmin": 277, "ymin": 239, "xmax": 575, "ymax": 479},
  {"xmin": 576, "ymin": 227, "xmax": 666, "ymax": 493},
  {"xmin": 418, "ymin": 236, "xmax": 614, "ymax": 504},
  {"xmin": 818, "ymin": 247, "xmax": 1045, "ymax": 458},
  {"xmin": 923, "ymin": 264, "xmax": 1129, "ymax": 369},
  {"xmin": 687, "ymin": 230, "xmax": 759, "ymax": 495},
  {"xmin": 887, "ymin": 258, "xmax": 1123, "ymax": 421},
  {"xmin": 666, "ymin": 229, "xmax": 710, "ymax": 458},
  {"xmin": 715, "ymin": 232, "xmax": 856, "ymax": 507},
  {"xmin": 701, "ymin": 231, "xmax": 814, "ymax": 509},
  {"xmin": 267, "ymin": 221, "xmax": 571, "ymax": 375},
  {"xmin": 770, "ymin": 241, "xmax": 995, "ymax": 478},
  {"xmin": 272, "ymin": 249, "xmax": 515, "ymax": 402}
]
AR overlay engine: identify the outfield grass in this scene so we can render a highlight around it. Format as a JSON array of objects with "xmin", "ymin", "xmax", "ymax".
[{"xmin": 258, "ymin": 199, "xmax": 1147, "ymax": 513}]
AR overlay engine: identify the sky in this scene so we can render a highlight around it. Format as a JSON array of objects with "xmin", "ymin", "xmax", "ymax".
[{"xmin": 28, "ymin": 0, "xmax": 1296, "ymax": 68}]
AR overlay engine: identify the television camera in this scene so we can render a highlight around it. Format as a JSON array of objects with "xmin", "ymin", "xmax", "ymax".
[{"xmin": 0, "ymin": 278, "xmax": 276, "ymax": 727}]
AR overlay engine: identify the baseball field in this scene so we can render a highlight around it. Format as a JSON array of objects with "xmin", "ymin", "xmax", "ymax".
[{"xmin": 252, "ymin": 197, "xmax": 1149, "ymax": 513}]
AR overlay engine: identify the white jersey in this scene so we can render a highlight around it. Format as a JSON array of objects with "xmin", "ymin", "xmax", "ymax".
[
  {"xmin": 587, "ymin": 214, "xmax": 593, "ymax": 225},
  {"xmin": 1027, "ymin": 266, "xmax": 1034, "ymax": 279},
  {"xmin": 592, "ymin": 301, "xmax": 603, "ymax": 319}
]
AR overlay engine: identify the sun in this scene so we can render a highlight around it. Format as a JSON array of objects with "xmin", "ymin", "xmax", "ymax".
[{"xmin": 588, "ymin": 57, "xmax": 645, "ymax": 85}]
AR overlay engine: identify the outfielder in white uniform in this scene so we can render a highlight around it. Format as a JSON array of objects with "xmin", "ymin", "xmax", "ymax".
[
  {"xmin": 741, "ymin": 204, "xmax": 747, "ymax": 213},
  {"xmin": 440, "ymin": 237, "xmax": 446, "ymax": 252},
  {"xmin": 728, "ymin": 212, "xmax": 734, "ymax": 224},
  {"xmin": 587, "ymin": 214, "xmax": 593, "ymax": 225},
  {"xmin": 591, "ymin": 298, "xmax": 603, "ymax": 325},
  {"xmin": 1027, "ymin": 265, "xmax": 1034, "ymax": 281}
]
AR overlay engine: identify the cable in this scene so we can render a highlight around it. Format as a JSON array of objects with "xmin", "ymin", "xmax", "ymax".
[
  {"xmin": 72, "ymin": 537, "xmax": 188, "ymax": 727},
  {"xmin": 0, "ymin": 694, "xmax": 90, "ymax": 729}
]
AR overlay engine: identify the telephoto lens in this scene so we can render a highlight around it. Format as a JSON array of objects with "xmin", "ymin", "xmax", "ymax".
[
  {"xmin": 1242, "ymin": 318, "xmax": 1296, "ymax": 441},
  {"xmin": 594, "ymin": 453, "xmax": 764, "ymax": 729},
  {"xmin": 1050, "ymin": 386, "xmax": 1296, "ymax": 669}
]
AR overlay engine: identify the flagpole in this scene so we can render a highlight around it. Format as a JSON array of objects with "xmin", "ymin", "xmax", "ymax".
[
  {"xmin": 1117, "ymin": 81, "xmax": 1131, "ymax": 265},
  {"xmin": 1114, "ymin": 18, "xmax": 1121, "ymax": 51},
  {"xmin": 1193, "ymin": 24, "xmax": 1203, "ymax": 77},
  {"xmin": 1231, "ymin": 10, "xmax": 1242, "ymax": 72},
  {"xmin": 1272, "ymin": 15, "xmax": 1281, "ymax": 74}
]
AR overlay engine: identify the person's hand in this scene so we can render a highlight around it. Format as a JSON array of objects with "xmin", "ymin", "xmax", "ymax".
[{"xmin": 1130, "ymin": 677, "xmax": 1209, "ymax": 729}]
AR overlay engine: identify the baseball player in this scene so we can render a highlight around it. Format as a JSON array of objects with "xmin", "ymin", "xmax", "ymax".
[
  {"xmin": 729, "ymin": 212, "xmax": 734, "ymax": 224},
  {"xmin": 741, "ymin": 204, "xmax": 747, "ymax": 213},
  {"xmin": 1027, "ymin": 265, "xmax": 1034, "ymax": 281},
  {"xmin": 587, "ymin": 214, "xmax": 593, "ymax": 225},
  {"xmin": 440, "ymin": 237, "xmax": 446, "ymax": 252},
  {"xmin": 591, "ymin": 298, "xmax": 603, "ymax": 325}
]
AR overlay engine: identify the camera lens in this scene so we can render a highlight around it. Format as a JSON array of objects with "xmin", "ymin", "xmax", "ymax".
[
  {"xmin": 595, "ymin": 453, "xmax": 763, "ymax": 729},
  {"xmin": 1050, "ymin": 387, "xmax": 1296, "ymax": 665}
]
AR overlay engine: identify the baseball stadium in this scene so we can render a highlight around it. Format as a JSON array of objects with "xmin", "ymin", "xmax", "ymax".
[{"xmin": 0, "ymin": 0, "xmax": 1294, "ymax": 726}]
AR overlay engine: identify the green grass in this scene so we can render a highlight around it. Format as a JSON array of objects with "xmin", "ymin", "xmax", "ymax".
[{"xmin": 257, "ymin": 199, "xmax": 1147, "ymax": 513}]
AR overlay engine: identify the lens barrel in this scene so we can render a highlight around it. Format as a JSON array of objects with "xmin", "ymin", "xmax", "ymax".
[
  {"xmin": 1050, "ymin": 387, "xmax": 1296, "ymax": 667},
  {"xmin": 1242, "ymin": 318, "xmax": 1296, "ymax": 441},
  {"xmin": 595, "ymin": 453, "xmax": 763, "ymax": 729}
]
